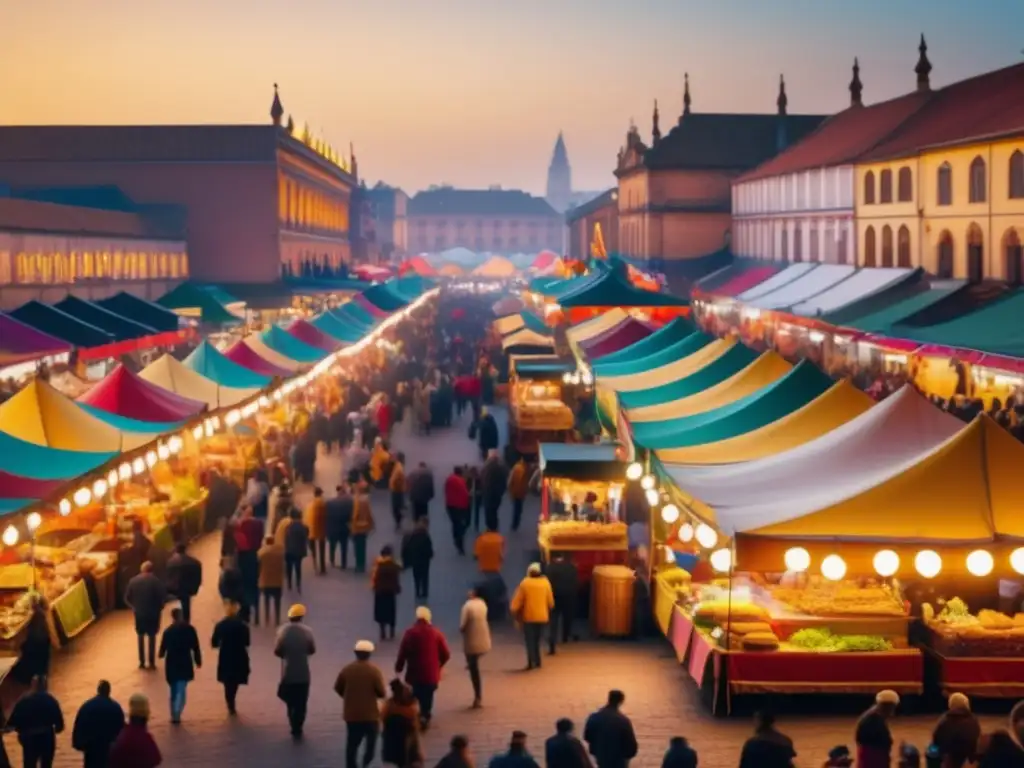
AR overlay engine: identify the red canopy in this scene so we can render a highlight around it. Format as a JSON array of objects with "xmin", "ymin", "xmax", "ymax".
[
  {"xmin": 223, "ymin": 341, "xmax": 292, "ymax": 378},
  {"xmin": 0, "ymin": 471, "xmax": 63, "ymax": 501},
  {"xmin": 579, "ymin": 318, "xmax": 656, "ymax": 360},
  {"xmin": 399, "ymin": 255, "xmax": 437, "ymax": 277},
  {"xmin": 353, "ymin": 264, "xmax": 393, "ymax": 281},
  {"xmin": 78, "ymin": 365, "xmax": 206, "ymax": 422},
  {"xmin": 531, "ymin": 250, "xmax": 559, "ymax": 270},
  {"xmin": 351, "ymin": 294, "xmax": 390, "ymax": 318},
  {"xmin": 286, "ymin": 319, "xmax": 341, "ymax": 352}
]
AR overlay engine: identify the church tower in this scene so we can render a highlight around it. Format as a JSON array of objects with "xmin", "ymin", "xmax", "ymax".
[{"xmin": 546, "ymin": 132, "xmax": 573, "ymax": 213}]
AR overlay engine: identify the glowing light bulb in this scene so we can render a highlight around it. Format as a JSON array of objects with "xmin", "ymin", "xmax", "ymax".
[
  {"xmin": 625, "ymin": 463, "xmax": 643, "ymax": 481},
  {"xmin": 1011, "ymin": 548, "xmax": 1024, "ymax": 575},
  {"xmin": 966, "ymin": 549, "xmax": 994, "ymax": 577},
  {"xmin": 678, "ymin": 523, "xmax": 694, "ymax": 543},
  {"xmin": 821, "ymin": 554, "xmax": 847, "ymax": 581},
  {"xmin": 915, "ymin": 550, "xmax": 942, "ymax": 579},
  {"xmin": 73, "ymin": 487, "xmax": 92, "ymax": 507},
  {"xmin": 710, "ymin": 548, "xmax": 732, "ymax": 573},
  {"xmin": 2, "ymin": 526, "xmax": 18, "ymax": 547},
  {"xmin": 660, "ymin": 504, "xmax": 680, "ymax": 524},
  {"xmin": 695, "ymin": 524, "xmax": 718, "ymax": 549},
  {"xmin": 784, "ymin": 547, "xmax": 810, "ymax": 573},
  {"xmin": 873, "ymin": 550, "xmax": 900, "ymax": 577},
  {"xmin": 92, "ymin": 479, "xmax": 108, "ymax": 498},
  {"xmin": 132, "ymin": 457, "xmax": 146, "ymax": 475},
  {"xmin": 644, "ymin": 488, "xmax": 660, "ymax": 507},
  {"xmin": 58, "ymin": 499, "xmax": 72, "ymax": 516},
  {"xmin": 26, "ymin": 512, "xmax": 41, "ymax": 532},
  {"xmin": 640, "ymin": 475, "xmax": 656, "ymax": 490}
]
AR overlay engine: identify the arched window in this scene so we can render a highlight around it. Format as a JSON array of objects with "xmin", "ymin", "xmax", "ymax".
[
  {"xmin": 879, "ymin": 169, "xmax": 893, "ymax": 203},
  {"xmin": 864, "ymin": 226, "xmax": 877, "ymax": 267},
  {"xmin": 937, "ymin": 162, "xmax": 953, "ymax": 206},
  {"xmin": 937, "ymin": 231, "xmax": 954, "ymax": 278},
  {"xmin": 897, "ymin": 167, "xmax": 913, "ymax": 202},
  {"xmin": 897, "ymin": 225, "xmax": 912, "ymax": 267},
  {"xmin": 880, "ymin": 225, "xmax": 894, "ymax": 267},
  {"xmin": 792, "ymin": 226, "xmax": 803, "ymax": 262},
  {"xmin": 1010, "ymin": 150, "xmax": 1024, "ymax": 199},
  {"xmin": 780, "ymin": 226, "xmax": 789, "ymax": 261},
  {"xmin": 969, "ymin": 156, "xmax": 987, "ymax": 203},
  {"xmin": 863, "ymin": 171, "xmax": 876, "ymax": 205},
  {"xmin": 1004, "ymin": 229, "xmax": 1023, "ymax": 284},
  {"xmin": 967, "ymin": 223, "xmax": 984, "ymax": 282}
]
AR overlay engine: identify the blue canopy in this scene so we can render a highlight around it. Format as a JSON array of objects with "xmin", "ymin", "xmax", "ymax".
[
  {"xmin": 593, "ymin": 317, "xmax": 696, "ymax": 367},
  {"xmin": 0, "ymin": 499, "xmax": 33, "ymax": 515},
  {"xmin": 0, "ymin": 430, "xmax": 116, "ymax": 480},
  {"xmin": 184, "ymin": 341, "xmax": 272, "ymax": 388},
  {"xmin": 617, "ymin": 343, "xmax": 760, "ymax": 410},
  {"xmin": 77, "ymin": 403, "xmax": 188, "ymax": 434},
  {"xmin": 331, "ymin": 302, "xmax": 375, "ymax": 330},
  {"xmin": 361, "ymin": 283, "xmax": 411, "ymax": 312},
  {"xmin": 311, "ymin": 312, "xmax": 366, "ymax": 344},
  {"xmin": 594, "ymin": 332, "xmax": 714, "ymax": 378},
  {"xmin": 260, "ymin": 326, "xmax": 325, "ymax": 364}
]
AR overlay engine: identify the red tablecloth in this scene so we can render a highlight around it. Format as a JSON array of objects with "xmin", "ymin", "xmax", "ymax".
[
  {"xmin": 668, "ymin": 608, "xmax": 694, "ymax": 664},
  {"xmin": 934, "ymin": 652, "xmax": 1024, "ymax": 698},
  {"xmin": 727, "ymin": 648, "xmax": 923, "ymax": 695}
]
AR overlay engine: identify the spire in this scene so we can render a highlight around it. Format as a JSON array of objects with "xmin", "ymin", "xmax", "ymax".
[
  {"xmin": 350, "ymin": 142, "xmax": 358, "ymax": 179},
  {"xmin": 651, "ymin": 100, "xmax": 661, "ymax": 143},
  {"xmin": 682, "ymin": 73, "xmax": 692, "ymax": 117},
  {"xmin": 270, "ymin": 83, "xmax": 284, "ymax": 127},
  {"xmin": 286, "ymin": 115, "xmax": 295, "ymax": 134},
  {"xmin": 849, "ymin": 57, "xmax": 864, "ymax": 107},
  {"xmin": 776, "ymin": 75, "xmax": 788, "ymax": 116},
  {"xmin": 915, "ymin": 34, "xmax": 932, "ymax": 92},
  {"xmin": 551, "ymin": 132, "xmax": 568, "ymax": 167}
]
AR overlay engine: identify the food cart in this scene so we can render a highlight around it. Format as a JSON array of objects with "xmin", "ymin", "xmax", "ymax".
[{"xmin": 508, "ymin": 358, "xmax": 576, "ymax": 457}]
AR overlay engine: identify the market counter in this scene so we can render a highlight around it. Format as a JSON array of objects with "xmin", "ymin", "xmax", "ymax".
[
  {"xmin": 925, "ymin": 648, "xmax": 1024, "ymax": 698},
  {"xmin": 665, "ymin": 605, "xmax": 924, "ymax": 714}
]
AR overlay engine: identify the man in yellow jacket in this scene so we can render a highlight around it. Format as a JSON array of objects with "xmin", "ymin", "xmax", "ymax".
[
  {"xmin": 304, "ymin": 487, "xmax": 327, "ymax": 576},
  {"xmin": 389, "ymin": 452, "xmax": 407, "ymax": 532},
  {"xmin": 507, "ymin": 458, "xmax": 530, "ymax": 532},
  {"xmin": 510, "ymin": 563, "xmax": 554, "ymax": 671}
]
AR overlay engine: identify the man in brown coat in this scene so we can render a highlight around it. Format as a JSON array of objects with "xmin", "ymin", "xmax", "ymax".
[
  {"xmin": 335, "ymin": 639, "xmax": 387, "ymax": 768},
  {"xmin": 257, "ymin": 536, "xmax": 285, "ymax": 626}
]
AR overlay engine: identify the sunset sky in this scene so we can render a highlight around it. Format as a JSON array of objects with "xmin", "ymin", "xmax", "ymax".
[{"xmin": 4, "ymin": 0, "xmax": 1022, "ymax": 195}]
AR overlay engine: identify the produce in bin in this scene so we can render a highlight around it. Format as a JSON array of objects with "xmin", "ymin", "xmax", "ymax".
[{"xmin": 924, "ymin": 598, "xmax": 1024, "ymax": 657}]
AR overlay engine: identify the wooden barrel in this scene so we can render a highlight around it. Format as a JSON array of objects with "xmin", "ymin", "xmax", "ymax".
[{"xmin": 589, "ymin": 564, "xmax": 635, "ymax": 637}]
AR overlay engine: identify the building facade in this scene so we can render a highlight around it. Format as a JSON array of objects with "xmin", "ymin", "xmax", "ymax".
[
  {"xmin": 364, "ymin": 183, "xmax": 409, "ymax": 261},
  {"xmin": 0, "ymin": 86, "xmax": 356, "ymax": 284},
  {"xmin": 407, "ymin": 187, "xmax": 562, "ymax": 254},
  {"xmin": 565, "ymin": 188, "xmax": 618, "ymax": 261},
  {"xmin": 0, "ymin": 190, "xmax": 187, "ymax": 310}
]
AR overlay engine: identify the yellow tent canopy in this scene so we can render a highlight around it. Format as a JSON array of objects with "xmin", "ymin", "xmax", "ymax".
[
  {"xmin": 438, "ymin": 263, "xmax": 464, "ymax": 277},
  {"xmin": 566, "ymin": 308, "xmax": 628, "ymax": 345},
  {"xmin": 140, "ymin": 354, "xmax": 259, "ymax": 409},
  {"xmin": 502, "ymin": 328, "xmax": 554, "ymax": 350},
  {"xmin": 242, "ymin": 334, "xmax": 302, "ymax": 372},
  {"xmin": 597, "ymin": 337, "xmax": 737, "ymax": 393},
  {"xmin": 627, "ymin": 351, "xmax": 791, "ymax": 422},
  {"xmin": 494, "ymin": 314, "xmax": 526, "ymax": 335},
  {"xmin": 656, "ymin": 380, "xmax": 872, "ymax": 464},
  {"xmin": 472, "ymin": 256, "xmax": 517, "ymax": 278},
  {"xmin": 0, "ymin": 378, "xmax": 152, "ymax": 452}
]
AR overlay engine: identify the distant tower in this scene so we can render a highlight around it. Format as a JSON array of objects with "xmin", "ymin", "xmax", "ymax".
[
  {"xmin": 270, "ymin": 83, "xmax": 284, "ymax": 127},
  {"xmin": 546, "ymin": 132, "xmax": 572, "ymax": 213},
  {"xmin": 915, "ymin": 34, "xmax": 932, "ymax": 92}
]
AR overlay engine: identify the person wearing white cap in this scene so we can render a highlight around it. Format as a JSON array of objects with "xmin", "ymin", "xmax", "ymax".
[
  {"xmin": 158, "ymin": 604, "xmax": 202, "ymax": 724},
  {"xmin": 931, "ymin": 692, "xmax": 980, "ymax": 768},
  {"xmin": 396, "ymin": 606, "xmax": 451, "ymax": 729},
  {"xmin": 510, "ymin": 563, "xmax": 554, "ymax": 670},
  {"xmin": 335, "ymin": 640, "xmax": 387, "ymax": 768},
  {"xmin": 275, "ymin": 604, "xmax": 316, "ymax": 739},
  {"xmin": 856, "ymin": 689, "xmax": 900, "ymax": 768}
]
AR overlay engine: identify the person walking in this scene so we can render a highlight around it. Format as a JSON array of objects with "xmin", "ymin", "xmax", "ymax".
[
  {"xmin": 108, "ymin": 694, "xmax": 161, "ymax": 768},
  {"xmin": 8, "ymin": 676, "xmax": 63, "ymax": 768},
  {"xmin": 283, "ymin": 509, "xmax": 309, "ymax": 593},
  {"xmin": 738, "ymin": 710, "xmax": 796, "ymax": 768},
  {"xmin": 211, "ymin": 602, "xmax": 250, "ymax": 716},
  {"xmin": 389, "ymin": 452, "xmax": 407, "ymax": 532},
  {"xmin": 124, "ymin": 562, "xmax": 167, "ymax": 670},
  {"xmin": 13, "ymin": 599, "xmax": 51, "ymax": 688},
  {"xmin": 350, "ymin": 482, "xmax": 376, "ymax": 573},
  {"xmin": 459, "ymin": 588, "xmax": 491, "ymax": 708},
  {"xmin": 395, "ymin": 606, "xmax": 451, "ymax": 730},
  {"xmin": 507, "ymin": 457, "xmax": 530, "ymax": 532},
  {"xmin": 257, "ymin": 535, "xmax": 285, "ymax": 626},
  {"xmin": 467, "ymin": 466, "xmax": 484, "ymax": 532},
  {"xmin": 856, "ymin": 690, "xmax": 899, "ymax": 768},
  {"xmin": 545, "ymin": 718, "xmax": 593, "ymax": 768},
  {"xmin": 334, "ymin": 640, "xmax": 387, "ymax": 768},
  {"xmin": 402, "ymin": 517, "xmax": 434, "ymax": 600},
  {"xmin": 546, "ymin": 553, "xmax": 579, "ymax": 655},
  {"xmin": 71, "ymin": 680, "xmax": 124, "ymax": 768},
  {"xmin": 510, "ymin": 563, "xmax": 555, "ymax": 670},
  {"xmin": 407, "ymin": 462, "xmax": 435, "ymax": 522},
  {"xmin": 275, "ymin": 603, "xmax": 316, "ymax": 739},
  {"xmin": 480, "ymin": 450, "xmax": 508, "ymax": 531},
  {"xmin": 476, "ymin": 407, "xmax": 499, "ymax": 460},
  {"xmin": 660, "ymin": 737, "xmax": 698, "ymax": 768},
  {"xmin": 444, "ymin": 466, "xmax": 471, "ymax": 555},
  {"xmin": 381, "ymin": 679, "xmax": 423, "ymax": 768},
  {"xmin": 235, "ymin": 507, "xmax": 264, "ymax": 623},
  {"xmin": 158, "ymin": 605, "xmax": 201, "ymax": 724},
  {"xmin": 304, "ymin": 487, "xmax": 328, "ymax": 576},
  {"xmin": 489, "ymin": 731, "xmax": 541, "ymax": 768},
  {"xmin": 435, "ymin": 735, "xmax": 474, "ymax": 768},
  {"xmin": 326, "ymin": 484, "xmax": 353, "ymax": 569},
  {"xmin": 583, "ymin": 691, "xmax": 638, "ymax": 768},
  {"xmin": 931, "ymin": 692, "xmax": 981, "ymax": 768},
  {"xmin": 371, "ymin": 545, "xmax": 402, "ymax": 641},
  {"xmin": 166, "ymin": 544, "xmax": 202, "ymax": 624}
]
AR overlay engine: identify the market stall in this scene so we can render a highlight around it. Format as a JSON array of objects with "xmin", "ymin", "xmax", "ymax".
[{"xmin": 508, "ymin": 358, "xmax": 575, "ymax": 456}]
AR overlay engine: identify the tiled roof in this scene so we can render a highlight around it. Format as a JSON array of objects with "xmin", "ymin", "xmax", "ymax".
[
  {"xmin": 861, "ymin": 62, "xmax": 1024, "ymax": 161},
  {"xmin": 0, "ymin": 198, "xmax": 174, "ymax": 239},
  {"xmin": 641, "ymin": 113, "xmax": 827, "ymax": 172},
  {"xmin": 738, "ymin": 93, "xmax": 930, "ymax": 182},
  {"xmin": 565, "ymin": 188, "xmax": 616, "ymax": 224},
  {"xmin": 408, "ymin": 189, "xmax": 559, "ymax": 217}
]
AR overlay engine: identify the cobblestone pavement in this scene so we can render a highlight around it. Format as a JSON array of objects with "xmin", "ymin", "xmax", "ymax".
[{"xmin": 9, "ymin": 408, "xmax": 1011, "ymax": 767}]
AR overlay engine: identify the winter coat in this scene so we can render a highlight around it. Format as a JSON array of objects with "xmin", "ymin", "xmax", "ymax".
[
  {"xmin": 396, "ymin": 619, "xmax": 451, "ymax": 687},
  {"xmin": 218, "ymin": 567, "xmax": 244, "ymax": 605},
  {"xmin": 124, "ymin": 572, "xmax": 167, "ymax": 620},
  {"xmin": 108, "ymin": 722, "xmax": 162, "ymax": 768},
  {"xmin": 545, "ymin": 560, "xmax": 580, "ymax": 603},
  {"xmin": 166, "ymin": 552, "xmax": 203, "ymax": 598},
  {"xmin": 932, "ymin": 709, "xmax": 982, "ymax": 768},
  {"xmin": 325, "ymin": 496, "xmax": 353, "ymax": 541},
  {"xmin": 389, "ymin": 462, "xmax": 407, "ymax": 494},
  {"xmin": 371, "ymin": 557, "xmax": 402, "ymax": 595},
  {"xmin": 478, "ymin": 414, "xmax": 499, "ymax": 452},
  {"xmin": 474, "ymin": 531, "xmax": 505, "ymax": 573},
  {"xmin": 284, "ymin": 519, "xmax": 310, "ymax": 559},
  {"xmin": 304, "ymin": 497, "xmax": 327, "ymax": 541},
  {"xmin": 855, "ymin": 708, "xmax": 893, "ymax": 768},
  {"xmin": 274, "ymin": 622, "xmax": 316, "ymax": 684},
  {"xmin": 511, "ymin": 575, "xmax": 555, "ymax": 624},
  {"xmin": 507, "ymin": 462, "xmax": 529, "ymax": 500},
  {"xmin": 480, "ymin": 458, "xmax": 507, "ymax": 505},
  {"xmin": 257, "ymin": 542, "xmax": 285, "ymax": 589},
  {"xmin": 738, "ymin": 727, "xmax": 796, "ymax": 768},
  {"xmin": 274, "ymin": 515, "xmax": 292, "ymax": 546},
  {"xmin": 370, "ymin": 444, "xmax": 391, "ymax": 483},
  {"xmin": 489, "ymin": 750, "xmax": 540, "ymax": 768},
  {"xmin": 583, "ymin": 706, "xmax": 638, "ymax": 768},
  {"xmin": 333, "ymin": 659, "xmax": 386, "ymax": 723},
  {"xmin": 350, "ymin": 495, "xmax": 375, "ymax": 535},
  {"xmin": 381, "ymin": 697, "xmax": 422, "ymax": 768},
  {"xmin": 459, "ymin": 597, "xmax": 491, "ymax": 656},
  {"xmin": 444, "ymin": 474, "xmax": 470, "ymax": 510},
  {"xmin": 545, "ymin": 733, "xmax": 593, "ymax": 768},
  {"xmin": 211, "ymin": 615, "xmax": 250, "ymax": 686},
  {"xmin": 71, "ymin": 694, "xmax": 124, "ymax": 761},
  {"xmin": 660, "ymin": 740, "xmax": 697, "ymax": 768},
  {"xmin": 407, "ymin": 468, "xmax": 435, "ymax": 506},
  {"xmin": 402, "ymin": 529, "xmax": 434, "ymax": 569},
  {"xmin": 159, "ymin": 622, "xmax": 202, "ymax": 683}
]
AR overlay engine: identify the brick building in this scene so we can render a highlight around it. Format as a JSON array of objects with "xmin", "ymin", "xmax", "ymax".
[{"xmin": 565, "ymin": 188, "xmax": 618, "ymax": 261}]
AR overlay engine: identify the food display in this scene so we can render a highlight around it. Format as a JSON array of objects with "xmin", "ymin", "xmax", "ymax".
[
  {"xmin": 924, "ymin": 598, "xmax": 1024, "ymax": 657},
  {"xmin": 538, "ymin": 521, "xmax": 627, "ymax": 551},
  {"xmin": 768, "ymin": 581, "xmax": 905, "ymax": 617},
  {"xmin": 0, "ymin": 592, "xmax": 36, "ymax": 641}
]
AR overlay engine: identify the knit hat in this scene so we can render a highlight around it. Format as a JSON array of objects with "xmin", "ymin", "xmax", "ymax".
[
  {"xmin": 128, "ymin": 693, "xmax": 150, "ymax": 719},
  {"xmin": 288, "ymin": 603, "xmax": 307, "ymax": 619},
  {"xmin": 415, "ymin": 606, "xmax": 432, "ymax": 622},
  {"xmin": 354, "ymin": 640, "xmax": 375, "ymax": 653}
]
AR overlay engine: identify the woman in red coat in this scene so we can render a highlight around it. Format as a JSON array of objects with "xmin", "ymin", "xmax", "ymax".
[
  {"xmin": 443, "ymin": 467, "xmax": 471, "ymax": 555},
  {"xmin": 109, "ymin": 694, "xmax": 161, "ymax": 768},
  {"xmin": 376, "ymin": 395, "xmax": 394, "ymax": 440},
  {"xmin": 395, "ymin": 606, "xmax": 450, "ymax": 729}
]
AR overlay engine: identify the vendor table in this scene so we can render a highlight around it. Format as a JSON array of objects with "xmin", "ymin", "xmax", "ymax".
[
  {"xmin": 666, "ymin": 605, "xmax": 924, "ymax": 715},
  {"xmin": 925, "ymin": 647, "xmax": 1024, "ymax": 698}
]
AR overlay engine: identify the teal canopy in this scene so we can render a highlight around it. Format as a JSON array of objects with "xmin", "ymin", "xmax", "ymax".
[
  {"xmin": 618, "ymin": 343, "xmax": 760, "ymax": 410},
  {"xmin": 515, "ymin": 360, "xmax": 575, "ymax": 379},
  {"xmin": 311, "ymin": 312, "xmax": 366, "ymax": 344},
  {"xmin": 889, "ymin": 288, "xmax": 1024, "ymax": 356},
  {"xmin": 630, "ymin": 361, "xmax": 833, "ymax": 449},
  {"xmin": 391, "ymin": 275, "xmax": 434, "ymax": 299},
  {"xmin": 361, "ymin": 283, "xmax": 411, "ymax": 312},
  {"xmin": 0, "ymin": 499, "xmax": 33, "ymax": 515},
  {"xmin": 538, "ymin": 443, "xmax": 622, "ymax": 480},
  {"xmin": 836, "ymin": 282, "xmax": 966, "ymax": 333},
  {"xmin": 332, "ymin": 302, "xmax": 376, "ymax": 330},
  {"xmin": 184, "ymin": 341, "xmax": 272, "ymax": 388},
  {"xmin": 593, "ymin": 317, "xmax": 695, "ymax": 367},
  {"xmin": 519, "ymin": 310, "xmax": 550, "ymax": 335},
  {"xmin": 595, "ymin": 332, "xmax": 714, "ymax": 378},
  {"xmin": 77, "ymin": 403, "xmax": 187, "ymax": 435},
  {"xmin": 559, "ymin": 267, "xmax": 688, "ymax": 309},
  {"xmin": 0, "ymin": 430, "xmax": 116, "ymax": 480},
  {"xmin": 261, "ymin": 326, "xmax": 325, "ymax": 364},
  {"xmin": 529, "ymin": 276, "xmax": 564, "ymax": 294}
]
